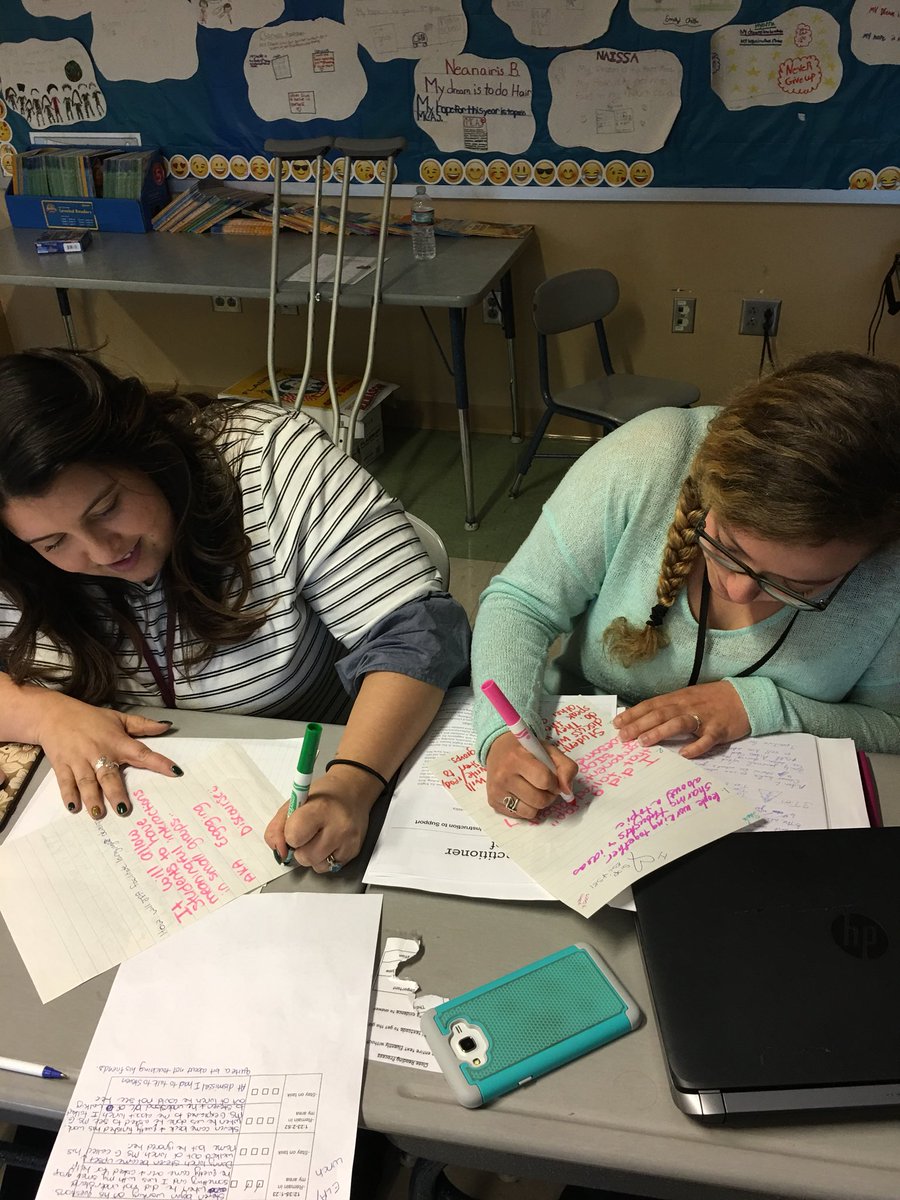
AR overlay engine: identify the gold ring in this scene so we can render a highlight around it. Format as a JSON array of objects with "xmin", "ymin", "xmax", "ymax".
[
  {"xmin": 94, "ymin": 755, "xmax": 120, "ymax": 772},
  {"xmin": 503, "ymin": 794, "xmax": 520, "ymax": 813},
  {"xmin": 690, "ymin": 714, "xmax": 702, "ymax": 735}
]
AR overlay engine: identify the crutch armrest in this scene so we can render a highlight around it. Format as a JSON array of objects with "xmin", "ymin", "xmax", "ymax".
[
  {"xmin": 264, "ymin": 137, "xmax": 334, "ymax": 159},
  {"xmin": 333, "ymin": 136, "xmax": 406, "ymax": 160}
]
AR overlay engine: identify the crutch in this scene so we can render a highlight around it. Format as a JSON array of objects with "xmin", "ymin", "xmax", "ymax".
[
  {"xmin": 326, "ymin": 136, "xmax": 406, "ymax": 456},
  {"xmin": 263, "ymin": 136, "xmax": 333, "ymax": 423}
]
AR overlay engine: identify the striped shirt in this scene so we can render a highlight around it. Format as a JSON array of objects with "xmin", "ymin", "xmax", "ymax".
[{"xmin": 0, "ymin": 403, "xmax": 454, "ymax": 723}]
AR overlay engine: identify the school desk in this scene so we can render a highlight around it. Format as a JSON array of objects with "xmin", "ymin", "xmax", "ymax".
[{"xmin": 0, "ymin": 223, "xmax": 534, "ymax": 530}]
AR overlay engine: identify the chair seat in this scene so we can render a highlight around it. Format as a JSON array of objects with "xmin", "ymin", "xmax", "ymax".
[{"xmin": 554, "ymin": 373, "xmax": 701, "ymax": 425}]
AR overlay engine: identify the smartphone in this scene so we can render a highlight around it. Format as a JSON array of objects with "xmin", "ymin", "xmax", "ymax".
[{"xmin": 420, "ymin": 943, "xmax": 642, "ymax": 1107}]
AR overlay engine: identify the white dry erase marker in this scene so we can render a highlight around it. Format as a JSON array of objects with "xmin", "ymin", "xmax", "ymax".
[{"xmin": 481, "ymin": 679, "xmax": 575, "ymax": 802}]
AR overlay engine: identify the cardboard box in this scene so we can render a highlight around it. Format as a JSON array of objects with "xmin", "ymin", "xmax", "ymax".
[
  {"xmin": 34, "ymin": 228, "xmax": 93, "ymax": 254},
  {"xmin": 5, "ymin": 151, "xmax": 169, "ymax": 233},
  {"xmin": 303, "ymin": 403, "xmax": 385, "ymax": 468}
]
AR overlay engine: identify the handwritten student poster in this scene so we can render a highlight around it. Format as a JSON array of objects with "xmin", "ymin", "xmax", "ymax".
[{"xmin": 1, "ymin": 1, "xmax": 898, "ymax": 196}]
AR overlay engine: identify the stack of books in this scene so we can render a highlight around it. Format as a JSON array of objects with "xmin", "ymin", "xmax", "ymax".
[
  {"xmin": 10, "ymin": 147, "xmax": 156, "ymax": 200},
  {"xmin": 151, "ymin": 184, "xmax": 269, "ymax": 234}
]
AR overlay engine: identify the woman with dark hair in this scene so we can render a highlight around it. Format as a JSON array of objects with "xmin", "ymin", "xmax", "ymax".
[
  {"xmin": 0, "ymin": 349, "xmax": 470, "ymax": 871},
  {"xmin": 472, "ymin": 351, "xmax": 900, "ymax": 821}
]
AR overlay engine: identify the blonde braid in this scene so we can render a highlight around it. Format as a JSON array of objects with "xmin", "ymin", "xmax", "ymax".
[{"xmin": 603, "ymin": 476, "xmax": 705, "ymax": 667}]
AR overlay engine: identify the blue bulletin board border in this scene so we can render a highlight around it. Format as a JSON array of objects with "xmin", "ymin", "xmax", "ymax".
[{"xmin": 1, "ymin": 0, "xmax": 899, "ymax": 202}]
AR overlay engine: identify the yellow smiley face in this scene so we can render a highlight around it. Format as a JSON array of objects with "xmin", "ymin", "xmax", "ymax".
[
  {"xmin": 313, "ymin": 159, "xmax": 333, "ymax": 182},
  {"xmin": 534, "ymin": 159, "xmax": 556, "ymax": 186},
  {"xmin": 605, "ymin": 160, "xmax": 627, "ymax": 187},
  {"xmin": 848, "ymin": 168, "xmax": 874, "ymax": 190},
  {"xmin": 168, "ymin": 154, "xmax": 189, "ymax": 179},
  {"xmin": 229, "ymin": 155, "xmax": 249, "ymax": 180},
  {"xmin": 510, "ymin": 159, "xmax": 533, "ymax": 186},
  {"xmin": 580, "ymin": 159, "xmax": 603, "ymax": 186},
  {"xmin": 419, "ymin": 158, "xmax": 441, "ymax": 185},
  {"xmin": 486, "ymin": 159, "xmax": 510, "ymax": 185},
  {"xmin": 375, "ymin": 160, "xmax": 397, "ymax": 183},
  {"xmin": 876, "ymin": 166, "xmax": 900, "ymax": 190},
  {"xmin": 354, "ymin": 159, "xmax": 375, "ymax": 182},
  {"xmin": 249, "ymin": 155, "xmax": 270, "ymax": 180},
  {"xmin": 290, "ymin": 159, "xmax": 312, "ymax": 182},
  {"xmin": 442, "ymin": 158, "xmax": 464, "ymax": 184},
  {"xmin": 189, "ymin": 154, "xmax": 209, "ymax": 178},
  {"xmin": 209, "ymin": 154, "xmax": 229, "ymax": 179},
  {"xmin": 332, "ymin": 158, "xmax": 346, "ymax": 182},
  {"xmin": 464, "ymin": 160, "xmax": 486, "ymax": 185},
  {"xmin": 629, "ymin": 160, "xmax": 653, "ymax": 187},
  {"xmin": 557, "ymin": 160, "xmax": 580, "ymax": 187}
]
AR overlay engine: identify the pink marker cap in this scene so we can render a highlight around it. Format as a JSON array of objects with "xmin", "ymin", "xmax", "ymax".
[{"xmin": 481, "ymin": 679, "xmax": 520, "ymax": 726}]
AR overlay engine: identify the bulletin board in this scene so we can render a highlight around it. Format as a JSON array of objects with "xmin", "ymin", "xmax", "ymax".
[{"xmin": 1, "ymin": 0, "xmax": 899, "ymax": 200}]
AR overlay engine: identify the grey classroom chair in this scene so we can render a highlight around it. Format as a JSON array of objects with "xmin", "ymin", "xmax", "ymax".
[
  {"xmin": 406, "ymin": 511, "xmax": 450, "ymax": 590},
  {"xmin": 510, "ymin": 268, "xmax": 700, "ymax": 498}
]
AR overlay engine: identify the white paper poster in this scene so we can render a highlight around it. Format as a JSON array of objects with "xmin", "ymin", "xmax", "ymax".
[
  {"xmin": 493, "ymin": 0, "xmax": 617, "ymax": 48},
  {"xmin": 548, "ymin": 48, "xmax": 682, "ymax": 154},
  {"xmin": 850, "ymin": 0, "xmax": 900, "ymax": 65},
  {"xmin": 88, "ymin": 0, "xmax": 200, "ymax": 82},
  {"xmin": 194, "ymin": 0, "xmax": 284, "ymax": 31},
  {"xmin": 630, "ymin": 0, "xmax": 740, "ymax": 34},
  {"xmin": 345, "ymin": 0, "xmax": 467, "ymax": 62},
  {"xmin": 0, "ymin": 36, "xmax": 105, "ymax": 129},
  {"xmin": 711, "ymin": 7, "xmax": 842, "ymax": 111},
  {"xmin": 413, "ymin": 54, "xmax": 535, "ymax": 154},
  {"xmin": 245, "ymin": 20, "xmax": 367, "ymax": 122}
]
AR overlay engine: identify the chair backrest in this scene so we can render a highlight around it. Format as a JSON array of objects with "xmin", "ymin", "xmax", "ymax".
[
  {"xmin": 405, "ymin": 511, "xmax": 450, "ymax": 590},
  {"xmin": 532, "ymin": 269, "xmax": 619, "ymax": 336}
]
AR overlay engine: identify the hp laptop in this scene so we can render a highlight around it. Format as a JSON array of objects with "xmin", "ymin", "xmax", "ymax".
[{"xmin": 633, "ymin": 827, "xmax": 900, "ymax": 1120}]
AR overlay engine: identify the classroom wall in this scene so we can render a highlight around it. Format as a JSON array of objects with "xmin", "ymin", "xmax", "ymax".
[{"xmin": 2, "ymin": 197, "xmax": 898, "ymax": 436}]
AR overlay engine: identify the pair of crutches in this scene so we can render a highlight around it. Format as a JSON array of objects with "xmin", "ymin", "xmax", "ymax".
[{"xmin": 263, "ymin": 136, "xmax": 405, "ymax": 455}]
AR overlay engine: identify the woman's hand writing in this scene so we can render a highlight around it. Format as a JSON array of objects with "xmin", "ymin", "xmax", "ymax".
[
  {"xmin": 265, "ymin": 766, "xmax": 378, "ymax": 873},
  {"xmin": 613, "ymin": 681, "xmax": 750, "ymax": 758},
  {"xmin": 34, "ymin": 692, "xmax": 182, "ymax": 819},
  {"xmin": 484, "ymin": 730, "xmax": 577, "ymax": 821}
]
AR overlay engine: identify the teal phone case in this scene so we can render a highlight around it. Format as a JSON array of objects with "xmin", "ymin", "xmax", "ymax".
[{"xmin": 420, "ymin": 943, "xmax": 642, "ymax": 1107}]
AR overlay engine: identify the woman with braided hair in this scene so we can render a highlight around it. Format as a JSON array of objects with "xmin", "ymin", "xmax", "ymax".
[{"xmin": 472, "ymin": 350, "xmax": 900, "ymax": 822}]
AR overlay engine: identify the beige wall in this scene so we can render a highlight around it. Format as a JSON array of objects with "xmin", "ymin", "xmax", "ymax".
[{"xmin": 2, "ymin": 196, "xmax": 899, "ymax": 435}]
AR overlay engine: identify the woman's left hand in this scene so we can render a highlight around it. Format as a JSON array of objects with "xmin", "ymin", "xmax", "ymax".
[
  {"xmin": 613, "ymin": 681, "xmax": 750, "ymax": 759},
  {"xmin": 264, "ymin": 772, "xmax": 372, "ymax": 873}
]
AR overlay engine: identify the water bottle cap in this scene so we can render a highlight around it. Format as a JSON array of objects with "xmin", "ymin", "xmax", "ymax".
[{"xmin": 415, "ymin": 185, "xmax": 426, "ymax": 193}]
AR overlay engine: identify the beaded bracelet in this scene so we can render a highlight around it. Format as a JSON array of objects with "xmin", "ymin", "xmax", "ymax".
[{"xmin": 324, "ymin": 758, "xmax": 390, "ymax": 793}]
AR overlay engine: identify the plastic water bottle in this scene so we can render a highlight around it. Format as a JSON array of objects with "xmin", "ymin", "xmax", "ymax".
[{"xmin": 411, "ymin": 185, "xmax": 436, "ymax": 261}]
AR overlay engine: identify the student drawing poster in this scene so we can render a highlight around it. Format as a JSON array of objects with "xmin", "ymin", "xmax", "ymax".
[
  {"xmin": 548, "ymin": 48, "xmax": 682, "ymax": 154},
  {"xmin": 0, "ymin": 36, "xmax": 105, "ymax": 129},
  {"xmin": 245, "ymin": 20, "xmax": 367, "ymax": 122},
  {"xmin": 711, "ymin": 7, "xmax": 842, "ymax": 111},
  {"xmin": 413, "ymin": 55, "xmax": 535, "ymax": 154},
  {"xmin": 493, "ymin": 0, "xmax": 616, "ymax": 48},
  {"xmin": 630, "ymin": 0, "xmax": 739, "ymax": 34},
  {"xmin": 193, "ymin": 0, "xmax": 284, "ymax": 31},
  {"xmin": 850, "ymin": 0, "xmax": 900, "ymax": 66},
  {"xmin": 345, "ymin": 0, "xmax": 467, "ymax": 62}
]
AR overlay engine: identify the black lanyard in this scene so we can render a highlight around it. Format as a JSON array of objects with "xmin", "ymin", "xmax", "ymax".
[{"xmin": 687, "ymin": 566, "xmax": 800, "ymax": 689}]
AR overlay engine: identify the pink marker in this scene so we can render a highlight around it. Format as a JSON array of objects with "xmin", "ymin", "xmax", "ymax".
[{"xmin": 481, "ymin": 679, "xmax": 575, "ymax": 802}]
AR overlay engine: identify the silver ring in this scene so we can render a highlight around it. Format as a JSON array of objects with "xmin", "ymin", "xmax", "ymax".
[
  {"xmin": 690, "ymin": 714, "xmax": 702, "ymax": 735},
  {"xmin": 94, "ymin": 755, "xmax": 120, "ymax": 772},
  {"xmin": 503, "ymin": 794, "xmax": 520, "ymax": 813},
  {"xmin": 326, "ymin": 853, "xmax": 343, "ymax": 873}
]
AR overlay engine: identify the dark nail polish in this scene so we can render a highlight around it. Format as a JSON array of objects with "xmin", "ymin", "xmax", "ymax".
[
  {"xmin": 91, "ymin": 805, "xmax": 103, "ymax": 820},
  {"xmin": 158, "ymin": 720, "xmax": 174, "ymax": 727},
  {"xmin": 67, "ymin": 802, "xmax": 77, "ymax": 812},
  {"xmin": 116, "ymin": 802, "xmax": 129, "ymax": 816},
  {"xmin": 171, "ymin": 764, "xmax": 184, "ymax": 777},
  {"xmin": 273, "ymin": 849, "xmax": 283, "ymax": 865}
]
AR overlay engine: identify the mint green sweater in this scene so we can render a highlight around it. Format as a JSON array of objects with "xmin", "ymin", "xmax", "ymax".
[{"xmin": 472, "ymin": 406, "xmax": 900, "ymax": 760}]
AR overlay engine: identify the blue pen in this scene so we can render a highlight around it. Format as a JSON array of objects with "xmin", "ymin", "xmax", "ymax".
[
  {"xmin": 280, "ymin": 722, "xmax": 323, "ymax": 867},
  {"xmin": 0, "ymin": 1055, "xmax": 68, "ymax": 1079}
]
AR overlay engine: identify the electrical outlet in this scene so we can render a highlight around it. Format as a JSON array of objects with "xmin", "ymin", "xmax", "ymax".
[
  {"xmin": 276, "ymin": 303, "xmax": 300, "ymax": 316},
  {"xmin": 211, "ymin": 295, "xmax": 242, "ymax": 314},
  {"xmin": 740, "ymin": 298, "xmax": 781, "ymax": 336},
  {"xmin": 672, "ymin": 296, "xmax": 696, "ymax": 334},
  {"xmin": 482, "ymin": 293, "xmax": 502, "ymax": 325}
]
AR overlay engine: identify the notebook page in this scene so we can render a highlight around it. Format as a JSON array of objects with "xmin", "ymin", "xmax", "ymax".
[{"xmin": 694, "ymin": 733, "xmax": 828, "ymax": 831}]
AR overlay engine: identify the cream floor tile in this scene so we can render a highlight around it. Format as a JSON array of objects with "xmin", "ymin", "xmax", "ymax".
[{"xmin": 449, "ymin": 558, "xmax": 506, "ymax": 624}]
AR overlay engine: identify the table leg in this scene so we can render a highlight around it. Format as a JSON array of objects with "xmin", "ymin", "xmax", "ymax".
[
  {"xmin": 55, "ymin": 288, "xmax": 77, "ymax": 350},
  {"xmin": 499, "ymin": 271, "xmax": 521, "ymax": 444},
  {"xmin": 448, "ymin": 307, "xmax": 479, "ymax": 531}
]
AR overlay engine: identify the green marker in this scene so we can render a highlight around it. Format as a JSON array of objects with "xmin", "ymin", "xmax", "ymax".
[{"xmin": 282, "ymin": 722, "xmax": 323, "ymax": 867}]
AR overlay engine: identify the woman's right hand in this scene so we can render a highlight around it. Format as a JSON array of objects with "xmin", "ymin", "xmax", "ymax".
[
  {"xmin": 34, "ymin": 692, "xmax": 183, "ymax": 820},
  {"xmin": 484, "ymin": 731, "xmax": 577, "ymax": 821}
]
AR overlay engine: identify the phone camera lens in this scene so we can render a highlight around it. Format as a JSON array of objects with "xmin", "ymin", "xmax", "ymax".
[{"xmin": 459, "ymin": 1036, "xmax": 476, "ymax": 1052}]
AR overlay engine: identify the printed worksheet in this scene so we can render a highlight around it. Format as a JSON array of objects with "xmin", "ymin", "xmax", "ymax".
[
  {"xmin": 364, "ymin": 688, "xmax": 616, "ymax": 899},
  {"xmin": 0, "ymin": 743, "xmax": 293, "ymax": 1002},
  {"xmin": 37, "ymin": 893, "xmax": 381, "ymax": 1200}
]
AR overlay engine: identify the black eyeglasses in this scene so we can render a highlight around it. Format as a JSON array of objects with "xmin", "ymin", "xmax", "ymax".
[{"xmin": 695, "ymin": 520, "xmax": 855, "ymax": 612}]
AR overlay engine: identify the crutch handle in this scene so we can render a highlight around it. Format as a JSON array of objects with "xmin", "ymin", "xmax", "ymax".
[
  {"xmin": 264, "ymin": 137, "xmax": 334, "ymax": 159},
  {"xmin": 333, "ymin": 136, "xmax": 406, "ymax": 160}
]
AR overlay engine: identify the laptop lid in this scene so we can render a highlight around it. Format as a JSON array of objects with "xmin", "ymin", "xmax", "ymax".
[{"xmin": 633, "ymin": 828, "xmax": 900, "ymax": 1120}]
